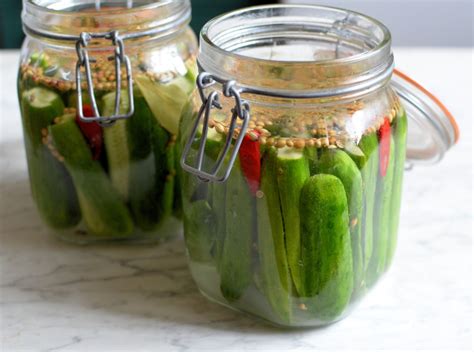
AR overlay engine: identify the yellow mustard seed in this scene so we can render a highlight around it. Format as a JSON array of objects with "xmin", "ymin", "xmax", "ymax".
[
  {"xmin": 276, "ymin": 138, "xmax": 287, "ymax": 148},
  {"xmin": 215, "ymin": 123, "xmax": 225, "ymax": 134},
  {"xmin": 294, "ymin": 138, "xmax": 306, "ymax": 149}
]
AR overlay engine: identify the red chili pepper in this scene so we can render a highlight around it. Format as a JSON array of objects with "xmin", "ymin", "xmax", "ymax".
[
  {"xmin": 239, "ymin": 131, "xmax": 261, "ymax": 195},
  {"xmin": 378, "ymin": 117, "xmax": 391, "ymax": 177},
  {"xmin": 75, "ymin": 104, "xmax": 103, "ymax": 160}
]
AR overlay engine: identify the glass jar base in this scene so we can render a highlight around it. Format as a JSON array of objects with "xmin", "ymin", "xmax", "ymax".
[
  {"xmin": 188, "ymin": 260, "xmax": 356, "ymax": 328},
  {"xmin": 53, "ymin": 216, "xmax": 182, "ymax": 245}
]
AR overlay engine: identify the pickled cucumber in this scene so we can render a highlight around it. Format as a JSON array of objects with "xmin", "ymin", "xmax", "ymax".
[
  {"xmin": 101, "ymin": 91, "xmax": 131, "ymax": 200},
  {"xmin": 368, "ymin": 138, "xmax": 395, "ymax": 283},
  {"xmin": 276, "ymin": 148, "xmax": 310, "ymax": 296},
  {"xmin": 49, "ymin": 115, "xmax": 133, "ymax": 237},
  {"xmin": 299, "ymin": 174, "xmax": 353, "ymax": 320},
  {"xmin": 20, "ymin": 87, "xmax": 81, "ymax": 229},
  {"xmin": 386, "ymin": 110, "xmax": 408, "ymax": 268},
  {"xmin": 356, "ymin": 133, "xmax": 379, "ymax": 272},
  {"xmin": 317, "ymin": 149, "xmax": 364, "ymax": 293},
  {"xmin": 127, "ymin": 93, "xmax": 169, "ymax": 230},
  {"xmin": 219, "ymin": 162, "xmax": 254, "ymax": 302},
  {"xmin": 184, "ymin": 200, "xmax": 216, "ymax": 262},
  {"xmin": 257, "ymin": 148, "xmax": 293, "ymax": 324}
]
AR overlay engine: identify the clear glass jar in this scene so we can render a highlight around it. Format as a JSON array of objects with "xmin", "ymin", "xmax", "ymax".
[
  {"xmin": 179, "ymin": 5, "xmax": 458, "ymax": 327},
  {"xmin": 17, "ymin": 0, "xmax": 197, "ymax": 244}
]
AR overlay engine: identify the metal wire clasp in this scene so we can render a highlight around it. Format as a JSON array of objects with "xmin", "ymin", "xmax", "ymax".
[
  {"xmin": 181, "ymin": 72, "xmax": 250, "ymax": 183},
  {"xmin": 75, "ymin": 31, "xmax": 134, "ymax": 125}
]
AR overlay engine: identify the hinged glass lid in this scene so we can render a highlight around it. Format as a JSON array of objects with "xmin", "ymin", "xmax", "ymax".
[{"xmin": 391, "ymin": 69, "xmax": 459, "ymax": 164}]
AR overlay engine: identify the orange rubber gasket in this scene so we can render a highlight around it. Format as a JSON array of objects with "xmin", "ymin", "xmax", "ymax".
[{"xmin": 393, "ymin": 68, "xmax": 459, "ymax": 143}]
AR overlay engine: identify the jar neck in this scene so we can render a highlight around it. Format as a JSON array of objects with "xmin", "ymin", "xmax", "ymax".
[
  {"xmin": 198, "ymin": 4, "xmax": 393, "ymax": 100},
  {"xmin": 22, "ymin": 0, "xmax": 191, "ymax": 45}
]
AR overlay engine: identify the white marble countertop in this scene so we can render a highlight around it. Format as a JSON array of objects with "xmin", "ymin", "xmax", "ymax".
[{"xmin": 0, "ymin": 48, "xmax": 472, "ymax": 351}]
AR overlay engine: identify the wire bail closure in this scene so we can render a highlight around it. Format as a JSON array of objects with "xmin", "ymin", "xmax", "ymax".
[
  {"xmin": 75, "ymin": 31, "xmax": 134, "ymax": 126},
  {"xmin": 181, "ymin": 72, "xmax": 250, "ymax": 183}
]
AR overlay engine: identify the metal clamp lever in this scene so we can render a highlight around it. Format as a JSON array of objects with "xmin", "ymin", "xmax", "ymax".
[
  {"xmin": 75, "ymin": 31, "xmax": 134, "ymax": 126},
  {"xmin": 181, "ymin": 72, "xmax": 250, "ymax": 183}
]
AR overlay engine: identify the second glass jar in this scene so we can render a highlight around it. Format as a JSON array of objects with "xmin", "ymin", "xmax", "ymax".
[{"xmin": 18, "ymin": 0, "xmax": 197, "ymax": 243}]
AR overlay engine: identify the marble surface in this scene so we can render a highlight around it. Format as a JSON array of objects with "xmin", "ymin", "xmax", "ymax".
[{"xmin": 0, "ymin": 48, "xmax": 472, "ymax": 351}]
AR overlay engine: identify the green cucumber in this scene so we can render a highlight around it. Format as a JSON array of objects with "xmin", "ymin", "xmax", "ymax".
[
  {"xmin": 219, "ymin": 162, "xmax": 254, "ymax": 302},
  {"xmin": 299, "ymin": 174, "xmax": 353, "ymax": 320},
  {"xmin": 386, "ymin": 110, "xmax": 408, "ymax": 268},
  {"xmin": 211, "ymin": 181, "xmax": 227, "ymax": 266},
  {"xmin": 127, "ymin": 93, "xmax": 168, "ymax": 230},
  {"xmin": 101, "ymin": 91, "xmax": 131, "ymax": 200},
  {"xmin": 257, "ymin": 149, "xmax": 293, "ymax": 324},
  {"xmin": 356, "ymin": 133, "xmax": 379, "ymax": 272},
  {"xmin": 368, "ymin": 138, "xmax": 396, "ymax": 283},
  {"xmin": 49, "ymin": 115, "xmax": 133, "ymax": 237},
  {"xmin": 20, "ymin": 88, "xmax": 81, "ymax": 229},
  {"xmin": 317, "ymin": 149, "xmax": 364, "ymax": 293},
  {"xmin": 184, "ymin": 200, "xmax": 216, "ymax": 262},
  {"xmin": 275, "ymin": 147, "xmax": 310, "ymax": 296},
  {"xmin": 21, "ymin": 87, "xmax": 65, "ymax": 147}
]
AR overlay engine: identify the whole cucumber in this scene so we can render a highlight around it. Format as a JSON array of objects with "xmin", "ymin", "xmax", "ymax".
[
  {"xmin": 386, "ymin": 109, "xmax": 408, "ymax": 268},
  {"xmin": 101, "ymin": 92, "xmax": 131, "ymax": 200},
  {"xmin": 276, "ymin": 147, "xmax": 310, "ymax": 296},
  {"xmin": 49, "ymin": 116, "xmax": 134, "ymax": 237},
  {"xmin": 20, "ymin": 88, "xmax": 81, "ymax": 229},
  {"xmin": 257, "ymin": 148, "xmax": 293, "ymax": 324},
  {"xmin": 356, "ymin": 133, "xmax": 379, "ymax": 272},
  {"xmin": 299, "ymin": 174, "xmax": 353, "ymax": 321},
  {"xmin": 219, "ymin": 161, "xmax": 254, "ymax": 302},
  {"xmin": 184, "ymin": 200, "xmax": 216, "ymax": 263},
  {"xmin": 317, "ymin": 149, "xmax": 364, "ymax": 294},
  {"xmin": 127, "ymin": 93, "xmax": 168, "ymax": 230},
  {"xmin": 368, "ymin": 138, "xmax": 396, "ymax": 284}
]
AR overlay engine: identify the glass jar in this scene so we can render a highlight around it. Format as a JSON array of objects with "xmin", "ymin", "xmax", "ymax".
[
  {"xmin": 179, "ymin": 5, "xmax": 458, "ymax": 327},
  {"xmin": 18, "ymin": 0, "xmax": 197, "ymax": 244}
]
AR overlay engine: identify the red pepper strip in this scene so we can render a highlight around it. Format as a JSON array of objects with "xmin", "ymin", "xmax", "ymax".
[
  {"xmin": 378, "ymin": 117, "xmax": 391, "ymax": 177},
  {"xmin": 239, "ymin": 131, "xmax": 261, "ymax": 195},
  {"xmin": 75, "ymin": 104, "xmax": 103, "ymax": 160}
]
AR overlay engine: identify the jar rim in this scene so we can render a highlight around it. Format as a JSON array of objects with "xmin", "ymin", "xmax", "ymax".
[
  {"xmin": 22, "ymin": 0, "xmax": 191, "ymax": 42},
  {"xmin": 198, "ymin": 4, "xmax": 393, "ymax": 97},
  {"xmin": 201, "ymin": 4, "xmax": 391, "ymax": 66}
]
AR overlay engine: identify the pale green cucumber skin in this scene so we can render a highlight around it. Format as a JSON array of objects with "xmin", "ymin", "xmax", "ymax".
[
  {"xmin": 257, "ymin": 148, "xmax": 293, "ymax": 324},
  {"xmin": 127, "ymin": 94, "xmax": 166, "ymax": 231},
  {"xmin": 101, "ymin": 92, "xmax": 131, "ymax": 200},
  {"xmin": 386, "ymin": 110, "xmax": 408, "ymax": 269},
  {"xmin": 50, "ymin": 117, "xmax": 134, "ymax": 237},
  {"xmin": 357, "ymin": 133, "xmax": 379, "ymax": 272},
  {"xmin": 275, "ymin": 148, "xmax": 310, "ymax": 296},
  {"xmin": 219, "ymin": 162, "xmax": 254, "ymax": 302},
  {"xmin": 20, "ymin": 88, "xmax": 81, "ymax": 229},
  {"xmin": 299, "ymin": 174, "xmax": 353, "ymax": 321},
  {"xmin": 184, "ymin": 200, "xmax": 216, "ymax": 262},
  {"xmin": 317, "ymin": 149, "xmax": 364, "ymax": 293},
  {"xmin": 211, "ymin": 181, "xmax": 227, "ymax": 267},
  {"xmin": 368, "ymin": 138, "xmax": 396, "ymax": 283}
]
